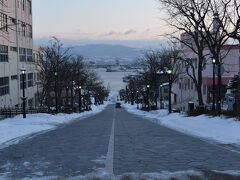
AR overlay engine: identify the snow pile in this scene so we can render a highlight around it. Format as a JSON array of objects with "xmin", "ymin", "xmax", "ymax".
[
  {"xmin": 124, "ymin": 103, "xmax": 240, "ymax": 145},
  {"xmin": 16, "ymin": 170, "xmax": 203, "ymax": 180},
  {"xmin": 0, "ymin": 103, "xmax": 109, "ymax": 148}
]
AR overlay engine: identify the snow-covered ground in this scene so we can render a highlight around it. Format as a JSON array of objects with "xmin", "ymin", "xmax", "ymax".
[
  {"xmin": 0, "ymin": 103, "xmax": 110, "ymax": 149},
  {"xmin": 124, "ymin": 103, "xmax": 240, "ymax": 146}
]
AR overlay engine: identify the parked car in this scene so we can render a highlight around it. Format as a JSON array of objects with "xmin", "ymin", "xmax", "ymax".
[{"xmin": 115, "ymin": 102, "xmax": 121, "ymax": 108}]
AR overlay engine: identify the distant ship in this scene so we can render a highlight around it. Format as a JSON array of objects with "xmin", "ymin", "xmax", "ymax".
[{"xmin": 106, "ymin": 66, "xmax": 126, "ymax": 72}]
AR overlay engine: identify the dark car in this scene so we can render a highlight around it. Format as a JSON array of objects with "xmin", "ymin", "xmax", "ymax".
[{"xmin": 115, "ymin": 102, "xmax": 121, "ymax": 108}]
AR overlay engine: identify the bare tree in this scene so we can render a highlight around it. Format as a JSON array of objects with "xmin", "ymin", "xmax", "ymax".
[
  {"xmin": 138, "ymin": 50, "xmax": 162, "ymax": 108},
  {"xmin": 158, "ymin": 0, "xmax": 212, "ymax": 106}
]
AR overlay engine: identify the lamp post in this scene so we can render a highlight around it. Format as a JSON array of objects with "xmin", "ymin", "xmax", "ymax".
[
  {"xmin": 131, "ymin": 91, "xmax": 134, "ymax": 105},
  {"xmin": 54, "ymin": 72, "xmax": 58, "ymax": 113},
  {"xmin": 212, "ymin": 58, "xmax": 216, "ymax": 111},
  {"xmin": 20, "ymin": 68, "xmax": 27, "ymax": 118},
  {"xmin": 78, "ymin": 86, "xmax": 82, "ymax": 112},
  {"xmin": 136, "ymin": 91, "xmax": 139, "ymax": 109},
  {"xmin": 147, "ymin": 85, "xmax": 150, "ymax": 112},
  {"xmin": 166, "ymin": 69, "xmax": 173, "ymax": 114},
  {"xmin": 159, "ymin": 84, "xmax": 164, "ymax": 109}
]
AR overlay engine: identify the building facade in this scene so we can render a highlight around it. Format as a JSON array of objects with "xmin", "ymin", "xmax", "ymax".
[
  {"xmin": 0, "ymin": 0, "xmax": 39, "ymax": 108},
  {"xmin": 172, "ymin": 43, "xmax": 240, "ymax": 111}
]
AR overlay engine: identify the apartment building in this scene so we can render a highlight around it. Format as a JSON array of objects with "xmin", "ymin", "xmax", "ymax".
[
  {"xmin": 0, "ymin": 0, "xmax": 39, "ymax": 108},
  {"xmin": 172, "ymin": 33, "xmax": 240, "ymax": 111}
]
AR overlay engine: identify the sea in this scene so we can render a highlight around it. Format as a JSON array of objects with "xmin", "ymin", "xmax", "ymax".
[{"xmin": 95, "ymin": 68, "xmax": 133, "ymax": 92}]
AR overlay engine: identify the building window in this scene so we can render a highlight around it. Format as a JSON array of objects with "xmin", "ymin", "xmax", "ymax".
[
  {"xmin": 187, "ymin": 79, "xmax": 190, "ymax": 90},
  {"xmin": 0, "ymin": 13, "xmax": 8, "ymax": 32},
  {"xmin": 18, "ymin": 21, "xmax": 27, "ymax": 37},
  {"xmin": 28, "ymin": 98, "xmax": 33, "ymax": 107},
  {"xmin": 27, "ymin": 24, "xmax": 32, "ymax": 38},
  {"xmin": 191, "ymin": 81, "xmax": 194, "ymax": 90},
  {"xmin": 19, "ymin": 48, "xmax": 26, "ymax": 62},
  {"xmin": 0, "ymin": 77, "xmax": 9, "ymax": 96},
  {"xmin": 11, "ymin": 75, "xmax": 18, "ymax": 80},
  {"xmin": 27, "ymin": 49, "xmax": 33, "ymax": 62},
  {"xmin": 20, "ymin": 74, "xmax": 26, "ymax": 89},
  {"xmin": 0, "ymin": 45, "xmax": 8, "ymax": 62},
  {"xmin": 10, "ymin": 46, "xmax": 17, "ymax": 52},
  {"xmin": 27, "ymin": 73, "xmax": 33, "ymax": 87},
  {"xmin": 22, "ymin": 0, "xmax": 26, "ymax": 11},
  {"xmin": 27, "ymin": 0, "xmax": 32, "ymax": 14}
]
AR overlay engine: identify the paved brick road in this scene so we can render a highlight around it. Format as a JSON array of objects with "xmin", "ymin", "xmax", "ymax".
[{"xmin": 0, "ymin": 104, "xmax": 240, "ymax": 179}]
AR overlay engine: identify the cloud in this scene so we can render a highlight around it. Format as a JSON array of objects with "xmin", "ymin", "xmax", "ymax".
[
  {"xmin": 124, "ymin": 29, "xmax": 137, "ymax": 35},
  {"xmin": 103, "ymin": 31, "xmax": 117, "ymax": 36},
  {"xmin": 101, "ymin": 29, "xmax": 137, "ymax": 37}
]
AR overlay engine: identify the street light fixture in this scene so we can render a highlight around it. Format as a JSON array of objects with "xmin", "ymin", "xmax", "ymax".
[
  {"xmin": 20, "ymin": 68, "xmax": 27, "ymax": 118},
  {"xmin": 212, "ymin": 58, "xmax": 216, "ymax": 111},
  {"xmin": 136, "ymin": 90, "xmax": 139, "ymax": 109},
  {"xmin": 166, "ymin": 69, "xmax": 173, "ymax": 114},
  {"xmin": 131, "ymin": 91, "xmax": 134, "ymax": 105},
  {"xmin": 147, "ymin": 85, "xmax": 150, "ymax": 112},
  {"xmin": 159, "ymin": 84, "xmax": 164, "ymax": 109},
  {"xmin": 78, "ymin": 86, "xmax": 82, "ymax": 112},
  {"xmin": 54, "ymin": 71, "xmax": 58, "ymax": 113}
]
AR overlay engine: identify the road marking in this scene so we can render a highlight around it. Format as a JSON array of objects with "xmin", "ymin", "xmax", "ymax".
[{"xmin": 105, "ymin": 107, "xmax": 115, "ymax": 174}]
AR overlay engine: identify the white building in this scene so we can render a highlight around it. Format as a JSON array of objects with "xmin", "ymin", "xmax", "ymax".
[
  {"xmin": 172, "ymin": 41, "xmax": 240, "ymax": 111},
  {"xmin": 0, "ymin": 0, "xmax": 39, "ymax": 108}
]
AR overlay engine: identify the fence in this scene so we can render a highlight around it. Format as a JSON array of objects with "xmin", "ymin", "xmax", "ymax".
[{"xmin": 0, "ymin": 107, "xmax": 49, "ymax": 119}]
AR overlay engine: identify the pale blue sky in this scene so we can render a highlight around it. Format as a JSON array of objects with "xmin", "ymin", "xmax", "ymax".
[{"xmin": 33, "ymin": 0, "xmax": 166, "ymax": 47}]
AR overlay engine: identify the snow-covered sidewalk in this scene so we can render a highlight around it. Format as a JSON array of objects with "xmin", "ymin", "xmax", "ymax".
[
  {"xmin": 124, "ymin": 103, "xmax": 240, "ymax": 146},
  {"xmin": 0, "ymin": 103, "xmax": 110, "ymax": 149}
]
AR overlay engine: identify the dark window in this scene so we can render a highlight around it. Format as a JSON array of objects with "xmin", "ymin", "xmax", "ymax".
[
  {"xmin": 19, "ymin": 48, "xmax": 26, "ymax": 62},
  {"xmin": 27, "ymin": 49, "xmax": 33, "ymax": 62},
  {"xmin": 22, "ymin": 0, "xmax": 26, "ymax": 11},
  {"xmin": 10, "ymin": 46, "xmax": 17, "ymax": 52},
  {"xmin": 187, "ymin": 79, "xmax": 190, "ymax": 90},
  {"xmin": 0, "ymin": 77, "xmax": 9, "ymax": 96},
  {"xmin": 0, "ymin": 13, "xmax": 8, "ymax": 32},
  {"xmin": 0, "ymin": 45, "xmax": 8, "ymax": 62},
  {"xmin": 11, "ymin": 75, "xmax": 18, "ymax": 80},
  {"xmin": 27, "ymin": 0, "xmax": 32, "ymax": 14},
  {"xmin": 27, "ymin": 73, "xmax": 33, "ymax": 87}
]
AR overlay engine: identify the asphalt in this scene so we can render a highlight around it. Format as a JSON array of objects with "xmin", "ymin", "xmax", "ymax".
[{"xmin": 0, "ymin": 104, "xmax": 240, "ymax": 179}]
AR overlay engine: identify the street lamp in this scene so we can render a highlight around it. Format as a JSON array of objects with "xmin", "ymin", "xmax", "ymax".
[
  {"xmin": 147, "ymin": 85, "xmax": 150, "ymax": 112},
  {"xmin": 54, "ymin": 71, "xmax": 58, "ymax": 113},
  {"xmin": 136, "ymin": 90, "xmax": 139, "ymax": 109},
  {"xmin": 131, "ymin": 91, "xmax": 134, "ymax": 105},
  {"xmin": 212, "ymin": 58, "xmax": 216, "ymax": 111},
  {"xmin": 159, "ymin": 84, "xmax": 164, "ymax": 109},
  {"xmin": 20, "ymin": 68, "xmax": 27, "ymax": 118},
  {"xmin": 166, "ymin": 69, "xmax": 173, "ymax": 114},
  {"xmin": 78, "ymin": 86, "xmax": 82, "ymax": 112}
]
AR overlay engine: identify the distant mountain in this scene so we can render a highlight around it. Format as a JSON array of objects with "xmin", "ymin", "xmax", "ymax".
[{"xmin": 70, "ymin": 44, "xmax": 141, "ymax": 58}]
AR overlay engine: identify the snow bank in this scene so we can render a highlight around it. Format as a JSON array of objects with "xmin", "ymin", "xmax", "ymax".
[
  {"xmin": 124, "ymin": 103, "xmax": 240, "ymax": 146},
  {"xmin": 0, "ymin": 103, "xmax": 109, "ymax": 148},
  {"xmin": 14, "ymin": 170, "xmax": 203, "ymax": 180}
]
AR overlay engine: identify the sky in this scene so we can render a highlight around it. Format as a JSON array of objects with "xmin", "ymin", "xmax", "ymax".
[{"xmin": 33, "ymin": 0, "xmax": 167, "ymax": 48}]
